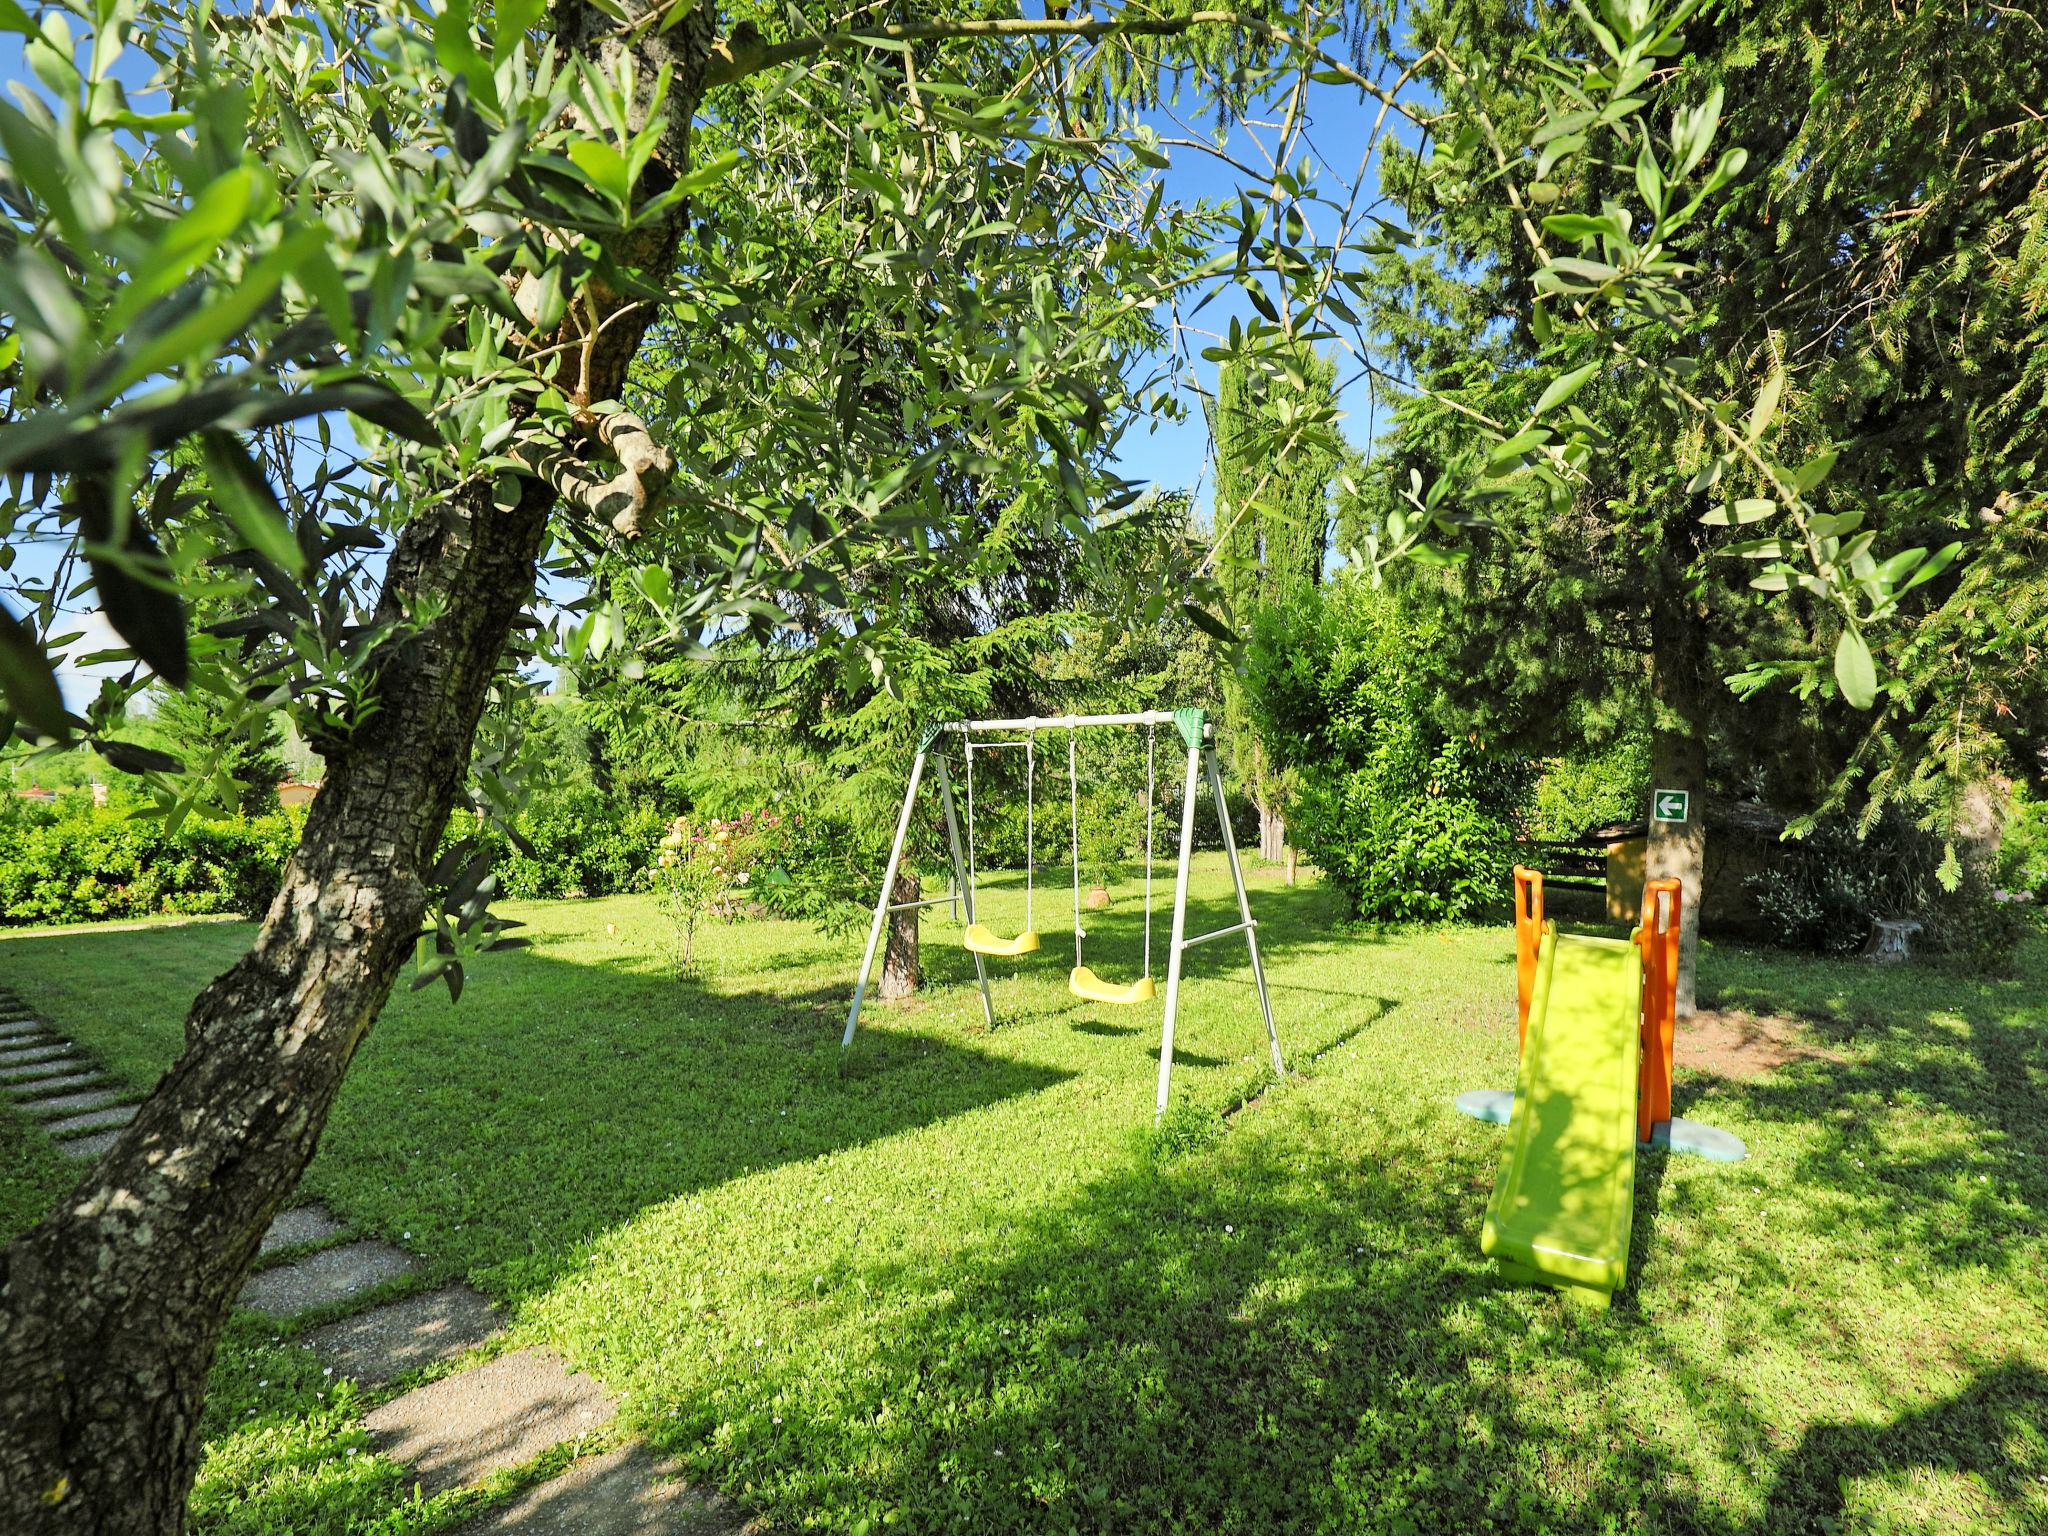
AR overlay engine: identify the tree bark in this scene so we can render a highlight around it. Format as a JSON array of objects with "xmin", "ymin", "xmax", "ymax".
[
  {"xmin": 878, "ymin": 869, "xmax": 920, "ymax": 1000},
  {"xmin": 1646, "ymin": 641, "xmax": 1709, "ymax": 1019},
  {"xmin": 0, "ymin": 7, "xmax": 720, "ymax": 1526},
  {"xmin": 0, "ymin": 474, "xmax": 555, "ymax": 1532}
]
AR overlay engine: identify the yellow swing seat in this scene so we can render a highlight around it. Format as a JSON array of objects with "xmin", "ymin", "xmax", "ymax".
[
  {"xmin": 964, "ymin": 923, "xmax": 1041, "ymax": 958},
  {"xmin": 1069, "ymin": 965, "xmax": 1156, "ymax": 1006}
]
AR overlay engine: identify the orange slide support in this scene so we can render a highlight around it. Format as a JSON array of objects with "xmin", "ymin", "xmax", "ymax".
[
  {"xmin": 1512, "ymin": 865, "xmax": 1544, "ymax": 1048},
  {"xmin": 1636, "ymin": 878, "xmax": 1680, "ymax": 1144}
]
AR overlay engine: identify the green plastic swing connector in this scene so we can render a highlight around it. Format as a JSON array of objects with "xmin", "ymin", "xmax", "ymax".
[
  {"xmin": 1172, "ymin": 708, "xmax": 1207, "ymax": 752},
  {"xmin": 917, "ymin": 722, "xmax": 947, "ymax": 755}
]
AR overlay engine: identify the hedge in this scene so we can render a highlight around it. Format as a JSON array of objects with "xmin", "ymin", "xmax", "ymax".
[{"xmin": 0, "ymin": 797, "xmax": 302, "ymax": 926}]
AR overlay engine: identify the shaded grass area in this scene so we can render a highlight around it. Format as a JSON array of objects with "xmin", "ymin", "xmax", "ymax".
[{"xmin": 2, "ymin": 859, "xmax": 2044, "ymax": 1534}]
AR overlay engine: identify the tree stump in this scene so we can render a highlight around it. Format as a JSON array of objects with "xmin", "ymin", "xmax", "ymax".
[
  {"xmin": 1862, "ymin": 917, "xmax": 1923, "ymax": 963},
  {"xmin": 879, "ymin": 869, "xmax": 920, "ymax": 999}
]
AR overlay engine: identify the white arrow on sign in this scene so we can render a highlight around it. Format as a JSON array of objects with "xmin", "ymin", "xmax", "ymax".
[{"xmin": 1652, "ymin": 790, "xmax": 1690, "ymax": 822}]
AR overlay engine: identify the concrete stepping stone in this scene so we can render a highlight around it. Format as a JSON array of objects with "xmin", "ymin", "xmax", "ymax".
[
  {"xmin": 62, "ymin": 1128, "xmax": 123, "ymax": 1160},
  {"xmin": 6, "ymin": 1070, "xmax": 101, "ymax": 1100},
  {"xmin": 239, "ymin": 1240, "xmax": 418, "ymax": 1318},
  {"xmin": 307, "ymin": 1285, "xmax": 502, "ymax": 1388},
  {"xmin": 0, "ymin": 1020, "xmax": 45, "ymax": 1042},
  {"xmin": 0, "ymin": 1043, "xmax": 72, "ymax": 1068},
  {"xmin": 260, "ymin": 1203, "xmax": 349, "ymax": 1255},
  {"xmin": 364, "ymin": 1347, "xmax": 615, "ymax": 1496},
  {"xmin": 27, "ymin": 1087, "xmax": 123, "ymax": 1120},
  {"xmin": 1, "ymin": 1055, "xmax": 85, "ymax": 1084},
  {"xmin": 47, "ymin": 1103, "xmax": 138, "ymax": 1138},
  {"xmin": 460, "ymin": 1442, "xmax": 744, "ymax": 1535}
]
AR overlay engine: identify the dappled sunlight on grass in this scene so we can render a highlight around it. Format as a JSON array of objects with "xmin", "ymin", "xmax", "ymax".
[{"xmin": 2, "ymin": 861, "xmax": 2044, "ymax": 1533}]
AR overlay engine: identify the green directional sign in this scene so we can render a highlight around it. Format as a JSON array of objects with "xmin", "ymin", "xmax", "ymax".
[{"xmin": 1651, "ymin": 788, "xmax": 1691, "ymax": 823}]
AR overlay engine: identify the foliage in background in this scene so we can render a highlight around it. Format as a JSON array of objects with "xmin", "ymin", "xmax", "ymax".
[
  {"xmin": 0, "ymin": 792, "xmax": 300, "ymax": 926},
  {"xmin": 1526, "ymin": 731, "xmax": 1652, "ymax": 841},
  {"xmin": 1209, "ymin": 349, "xmax": 1341, "ymax": 834},
  {"xmin": 1244, "ymin": 575, "xmax": 1531, "ymax": 920},
  {"xmin": 1745, "ymin": 810, "xmax": 2039, "ymax": 974},
  {"xmin": 650, "ymin": 811, "xmax": 774, "ymax": 973},
  {"xmin": 1352, "ymin": 0, "xmax": 2048, "ymax": 849}
]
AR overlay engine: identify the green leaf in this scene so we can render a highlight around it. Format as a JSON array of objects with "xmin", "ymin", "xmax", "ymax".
[
  {"xmin": 1181, "ymin": 603, "xmax": 1241, "ymax": 646},
  {"xmin": 199, "ymin": 430, "xmax": 307, "ymax": 577},
  {"xmin": 457, "ymin": 124, "xmax": 526, "ymax": 207},
  {"xmin": 1896, "ymin": 540, "xmax": 1963, "ymax": 596},
  {"xmin": 1790, "ymin": 448, "xmax": 1838, "ymax": 492},
  {"xmin": 1700, "ymin": 497, "xmax": 1776, "ymax": 526},
  {"xmin": 95, "ymin": 739, "xmax": 184, "ymax": 775},
  {"xmin": 96, "ymin": 225, "xmax": 327, "ymax": 403},
  {"xmin": 1834, "ymin": 626, "xmax": 1877, "ymax": 709},
  {"xmin": 1746, "ymin": 366, "xmax": 1783, "ymax": 443},
  {"xmin": 0, "ymin": 599, "xmax": 68, "ymax": 738},
  {"xmin": 567, "ymin": 138, "xmax": 633, "ymax": 211},
  {"xmin": 1531, "ymin": 362, "xmax": 1599, "ymax": 418}
]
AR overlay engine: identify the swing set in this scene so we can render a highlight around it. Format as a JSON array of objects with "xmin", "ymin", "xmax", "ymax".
[{"xmin": 843, "ymin": 708, "xmax": 1282, "ymax": 1118}]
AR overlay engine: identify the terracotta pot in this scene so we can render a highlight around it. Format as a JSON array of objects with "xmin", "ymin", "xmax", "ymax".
[{"xmin": 1084, "ymin": 884, "xmax": 1111, "ymax": 909}]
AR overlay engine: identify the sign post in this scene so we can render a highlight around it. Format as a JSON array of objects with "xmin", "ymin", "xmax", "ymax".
[{"xmin": 1651, "ymin": 788, "xmax": 1690, "ymax": 823}]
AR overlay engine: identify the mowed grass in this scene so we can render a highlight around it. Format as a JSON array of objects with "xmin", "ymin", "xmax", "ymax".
[{"xmin": 2, "ymin": 856, "xmax": 2045, "ymax": 1535}]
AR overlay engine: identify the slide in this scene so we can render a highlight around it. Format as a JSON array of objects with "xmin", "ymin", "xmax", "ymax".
[{"xmin": 1479, "ymin": 923, "xmax": 1642, "ymax": 1308}]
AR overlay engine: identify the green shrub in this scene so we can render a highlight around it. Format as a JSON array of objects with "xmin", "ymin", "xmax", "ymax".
[
  {"xmin": 1243, "ymin": 579, "xmax": 1531, "ymax": 922},
  {"xmin": 1746, "ymin": 811, "xmax": 2040, "ymax": 973},
  {"xmin": 1998, "ymin": 781, "xmax": 2048, "ymax": 901},
  {"xmin": 0, "ymin": 794, "xmax": 302, "ymax": 926},
  {"xmin": 449, "ymin": 786, "xmax": 669, "ymax": 900}
]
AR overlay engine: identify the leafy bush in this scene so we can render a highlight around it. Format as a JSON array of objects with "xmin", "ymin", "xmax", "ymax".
[
  {"xmin": 1243, "ymin": 579, "xmax": 1532, "ymax": 922},
  {"xmin": 452, "ymin": 786, "xmax": 669, "ymax": 900},
  {"xmin": 1997, "ymin": 781, "xmax": 2048, "ymax": 901},
  {"xmin": 0, "ymin": 794, "xmax": 302, "ymax": 925},
  {"xmin": 1746, "ymin": 811, "xmax": 2039, "ymax": 973}
]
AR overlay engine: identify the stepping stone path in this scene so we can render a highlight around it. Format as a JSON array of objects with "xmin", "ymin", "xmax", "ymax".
[
  {"xmin": 0, "ymin": 985, "xmax": 745, "ymax": 1532},
  {"xmin": 307, "ymin": 1284, "xmax": 501, "ymax": 1387},
  {"xmin": 459, "ymin": 1441, "xmax": 740, "ymax": 1535},
  {"xmin": 364, "ymin": 1348, "xmax": 616, "ymax": 1495},
  {"xmin": 242, "ymin": 1211, "xmax": 744, "ymax": 1530},
  {"xmin": 0, "ymin": 995, "xmax": 135, "ymax": 1161},
  {"xmin": 239, "ymin": 1240, "xmax": 418, "ymax": 1316}
]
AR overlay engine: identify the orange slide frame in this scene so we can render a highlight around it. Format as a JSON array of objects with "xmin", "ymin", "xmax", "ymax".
[{"xmin": 1511, "ymin": 865, "xmax": 1681, "ymax": 1142}]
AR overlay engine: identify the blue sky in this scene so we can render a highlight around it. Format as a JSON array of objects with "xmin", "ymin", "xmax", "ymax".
[{"xmin": 3, "ymin": 8, "xmax": 1429, "ymax": 709}]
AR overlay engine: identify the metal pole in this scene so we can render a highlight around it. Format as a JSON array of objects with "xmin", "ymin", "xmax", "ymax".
[
  {"xmin": 844, "ymin": 749, "xmax": 928, "ymax": 1047},
  {"xmin": 934, "ymin": 752, "xmax": 995, "ymax": 1029},
  {"xmin": 944, "ymin": 711, "xmax": 1205, "ymax": 734},
  {"xmin": 1155, "ymin": 735, "xmax": 1205, "ymax": 1120},
  {"xmin": 1207, "ymin": 749, "xmax": 1282, "ymax": 1078}
]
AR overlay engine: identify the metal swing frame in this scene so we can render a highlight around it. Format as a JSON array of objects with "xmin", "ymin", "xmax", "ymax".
[{"xmin": 842, "ymin": 708, "xmax": 1282, "ymax": 1119}]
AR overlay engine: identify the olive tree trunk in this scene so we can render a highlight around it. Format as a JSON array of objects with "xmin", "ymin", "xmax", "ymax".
[
  {"xmin": 0, "ymin": 6, "xmax": 720, "ymax": 1524},
  {"xmin": 0, "ymin": 474, "xmax": 555, "ymax": 1532}
]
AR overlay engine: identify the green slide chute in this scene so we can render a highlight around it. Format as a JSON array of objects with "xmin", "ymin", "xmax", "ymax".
[{"xmin": 1480, "ymin": 924, "xmax": 1642, "ymax": 1308}]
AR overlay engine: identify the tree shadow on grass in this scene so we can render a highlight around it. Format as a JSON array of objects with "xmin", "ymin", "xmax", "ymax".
[
  {"xmin": 289, "ymin": 947, "xmax": 1073, "ymax": 1301},
  {"xmin": 643, "ymin": 1102, "xmax": 2047, "ymax": 1536},
  {"xmin": 1677, "ymin": 937, "xmax": 2048, "ymax": 1278}
]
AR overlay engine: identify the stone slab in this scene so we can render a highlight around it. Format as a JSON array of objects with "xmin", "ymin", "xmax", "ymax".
[
  {"xmin": 27, "ymin": 1087, "xmax": 123, "ymax": 1119},
  {"xmin": 6, "ymin": 1071, "xmax": 102, "ymax": 1100},
  {"xmin": 0, "ymin": 1020, "xmax": 46, "ymax": 1042},
  {"xmin": 0, "ymin": 1043, "xmax": 72, "ymax": 1068},
  {"xmin": 460, "ymin": 1443, "xmax": 744, "ymax": 1536},
  {"xmin": 239, "ymin": 1240, "xmax": 418, "ymax": 1318},
  {"xmin": 260, "ymin": 1203, "xmax": 349, "ymax": 1255},
  {"xmin": 61, "ymin": 1128, "xmax": 122, "ymax": 1159},
  {"xmin": 1, "ymin": 1056, "xmax": 85, "ymax": 1084},
  {"xmin": 307, "ymin": 1285, "xmax": 502, "ymax": 1387},
  {"xmin": 364, "ymin": 1347, "xmax": 616, "ymax": 1496},
  {"xmin": 47, "ymin": 1103, "xmax": 137, "ymax": 1137}
]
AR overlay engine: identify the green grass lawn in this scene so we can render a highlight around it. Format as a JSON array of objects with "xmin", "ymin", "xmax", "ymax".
[{"xmin": 3, "ymin": 856, "xmax": 2045, "ymax": 1534}]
